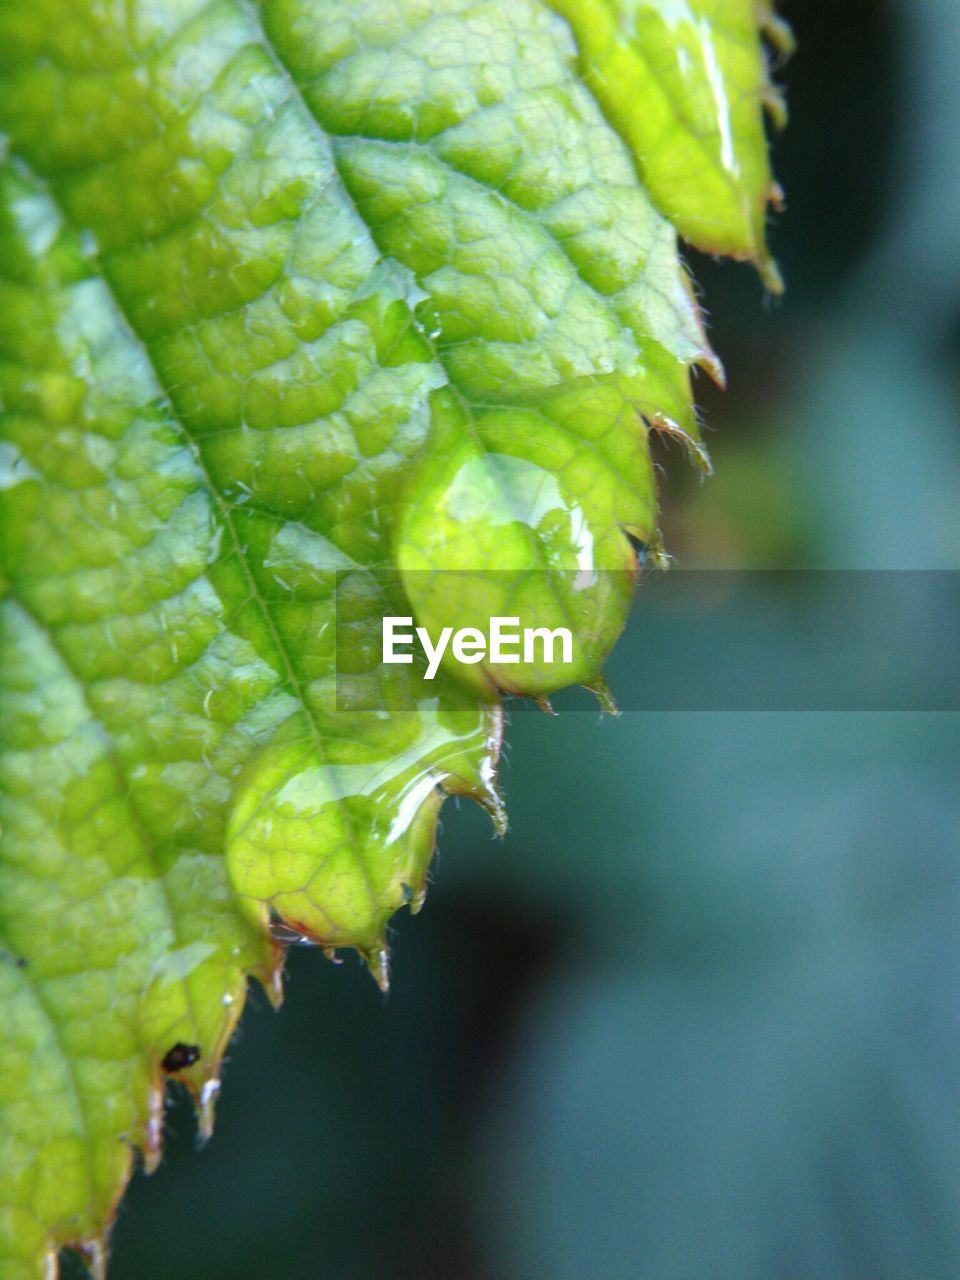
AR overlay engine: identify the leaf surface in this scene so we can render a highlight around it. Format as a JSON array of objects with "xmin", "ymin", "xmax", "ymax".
[
  {"xmin": 0, "ymin": 1, "xmax": 783, "ymax": 1274},
  {"xmin": 546, "ymin": 0, "xmax": 790, "ymax": 287}
]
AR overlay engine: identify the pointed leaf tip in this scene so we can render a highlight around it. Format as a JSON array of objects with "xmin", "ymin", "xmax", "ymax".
[
  {"xmin": 197, "ymin": 1077, "xmax": 222, "ymax": 1145},
  {"xmin": 585, "ymin": 675, "xmax": 620, "ymax": 717},
  {"xmin": 364, "ymin": 946, "xmax": 392, "ymax": 994}
]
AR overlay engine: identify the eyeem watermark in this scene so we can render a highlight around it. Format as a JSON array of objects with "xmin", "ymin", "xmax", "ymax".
[{"xmin": 383, "ymin": 616, "xmax": 574, "ymax": 680}]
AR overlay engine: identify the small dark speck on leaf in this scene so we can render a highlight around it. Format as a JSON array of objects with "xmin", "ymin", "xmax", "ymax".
[
  {"xmin": 161, "ymin": 1042, "xmax": 200, "ymax": 1073},
  {"xmin": 14, "ymin": 956, "xmax": 28, "ymax": 968}
]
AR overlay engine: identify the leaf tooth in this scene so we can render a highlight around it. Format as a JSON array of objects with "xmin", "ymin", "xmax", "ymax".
[
  {"xmin": 755, "ymin": 189, "xmax": 787, "ymax": 295},
  {"xmin": 78, "ymin": 1237, "xmax": 107, "ymax": 1280},
  {"xmin": 440, "ymin": 716, "xmax": 508, "ymax": 837},
  {"xmin": 363, "ymin": 944, "xmax": 391, "ymax": 995},
  {"xmin": 402, "ymin": 883, "xmax": 428, "ymax": 917},
  {"xmin": 647, "ymin": 530, "xmax": 672, "ymax": 572},
  {"xmin": 487, "ymin": 800, "xmax": 509, "ymax": 840},
  {"xmin": 697, "ymin": 348, "xmax": 727, "ymax": 392},
  {"xmin": 757, "ymin": 249, "xmax": 785, "ymax": 296},
  {"xmin": 679, "ymin": 270, "xmax": 726, "ymax": 389},
  {"xmin": 259, "ymin": 942, "xmax": 286, "ymax": 1011},
  {"xmin": 762, "ymin": 79, "xmax": 790, "ymax": 132},
  {"xmin": 475, "ymin": 775, "xmax": 508, "ymax": 836},
  {"xmin": 757, "ymin": 3, "xmax": 797, "ymax": 58},
  {"xmin": 768, "ymin": 181, "xmax": 787, "ymax": 214},
  {"xmin": 143, "ymin": 1084, "xmax": 165, "ymax": 1175},
  {"xmin": 648, "ymin": 412, "xmax": 714, "ymax": 477},
  {"xmin": 583, "ymin": 675, "xmax": 619, "ymax": 717},
  {"xmin": 197, "ymin": 1076, "xmax": 222, "ymax": 1145}
]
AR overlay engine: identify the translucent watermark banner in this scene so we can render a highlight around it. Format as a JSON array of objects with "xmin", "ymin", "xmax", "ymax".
[{"xmin": 334, "ymin": 570, "xmax": 960, "ymax": 712}]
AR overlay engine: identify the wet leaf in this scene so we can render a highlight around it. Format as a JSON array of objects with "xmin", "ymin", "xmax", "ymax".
[
  {"xmin": 548, "ymin": 0, "xmax": 790, "ymax": 287},
  {"xmin": 0, "ymin": 0, "xmax": 783, "ymax": 1274}
]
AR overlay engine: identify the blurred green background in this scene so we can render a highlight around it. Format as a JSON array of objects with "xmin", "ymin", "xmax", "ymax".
[{"xmin": 72, "ymin": 1, "xmax": 960, "ymax": 1276}]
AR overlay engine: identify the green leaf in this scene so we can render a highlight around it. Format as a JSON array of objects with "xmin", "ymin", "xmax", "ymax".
[
  {"xmin": 0, "ymin": 1, "xmax": 783, "ymax": 1274},
  {"xmin": 547, "ymin": 0, "xmax": 791, "ymax": 288}
]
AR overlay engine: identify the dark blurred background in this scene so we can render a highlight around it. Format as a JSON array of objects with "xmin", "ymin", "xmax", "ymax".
[{"xmin": 77, "ymin": 2, "xmax": 960, "ymax": 1276}]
